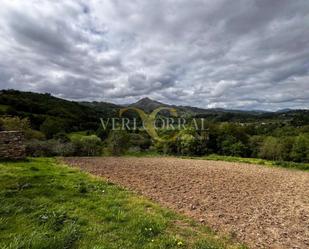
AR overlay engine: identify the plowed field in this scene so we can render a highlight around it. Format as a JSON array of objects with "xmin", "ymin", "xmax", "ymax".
[{"xmin": 63, "ymin": 157, "xmax": 309, "ymax": 249}]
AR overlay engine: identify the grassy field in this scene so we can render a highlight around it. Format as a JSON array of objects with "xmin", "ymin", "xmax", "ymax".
[
  {"xmin": 196, "ymin": 154, "xmax": 309, "ymax": 171},
  {"xmin": 0, "ymin": 158, "xmax": 244, "ymax": 249},
  {"xmin": 123, "ymin": 151, "xmax": 309, "ymax": 171}
]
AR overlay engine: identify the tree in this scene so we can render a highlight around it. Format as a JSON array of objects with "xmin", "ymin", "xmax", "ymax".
[
  {"xmin": 290, "ymin": 135, "xmax": 309, "ymax": 162},
  {"xmin": 40, "ymin": 117, "xmax": 65, "ymax": 139},
  {"xmin": 0, "ymin": 116, "xmax": 30, "ymax": 131},
  {"xmin": 178, "ymin": 132, "xmax": 196, "ymax": 155},
  {"xmin": 219, "ymin": 135, "xmax": 247, "ymax": 157},
  {"xmin": 259, "ymin": 136, "xmax": 283, "ymax": 161},
  {"xmin": 129, "ymin": 133, "xmax": 152, "ymax": 151},
  {"xmin": 96, "ymin": 126, "xmax": 109, "ymax": 141},
  {"xmin": 249, "ymin": 135, "xmax": 264, "ymax": 158},
  {"xmin": 107, "ymin": 130, "xmax": 130, "ymax": 156}
]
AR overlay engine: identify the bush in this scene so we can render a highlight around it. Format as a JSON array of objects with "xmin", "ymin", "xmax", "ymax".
[
  {"xmin": 26, "ymin": 135, "xmax": 103, "ymax": 157},
  {"xmin": 53, "ymin": 142, "xmax": 76, "ymax": 157},
  {"xmin": 107, "ymin": 130, "xmax": 130, "ymax": 155},
  {"xmin": 129, "ymin": 133, "xmax": 152, "ymax": 151},
  {"xmin": 0, "ymin": 116, "xmax": 30, "ymax": 131},
  {"xmin": 26, "ymin": 139, "xmax": 74, "ymax": 157},
  {"xmin": 258, "ymin": 136, "xmax": 283, "ymax": 161},
  {"xmin": 53, "ymin": 132, "xmax": 70, "ymax": 143},
  {"xmin": 72, "ymin": 135, "xmax": 102, "ymax": 156}
]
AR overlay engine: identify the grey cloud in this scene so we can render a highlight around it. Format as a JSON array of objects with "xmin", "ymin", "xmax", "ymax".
[
  {"xmin": 8, "ymin": 11, "xmax": 70, "ymax": 55},
  {"xmin": 0, "ymin": 0, "xmax": 308, "ymax": 110}
]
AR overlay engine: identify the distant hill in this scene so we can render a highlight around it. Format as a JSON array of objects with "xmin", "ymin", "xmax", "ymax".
[
  {"xmin": 1, "ymin": 90, "xmax": 308, "ymax": 130},
  {"xmin": 80, "ymin": 101, "xmax": 122, "ymax": 116},
  {"xmin": 127, "ymin": 97, "xmax": 269, "ymax": 115},
  {"xmin": 0, "ymin": 90, "xmax": 110, "ymax": 131},
  {"xmin": 129, "ymin": 97, "xmax": 167, "ymax": 112}
]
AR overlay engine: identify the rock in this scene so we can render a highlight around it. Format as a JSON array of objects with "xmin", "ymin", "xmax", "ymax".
[{"xmin": 0, "ymin": 131, "xmax": 26, "ymax": 160}]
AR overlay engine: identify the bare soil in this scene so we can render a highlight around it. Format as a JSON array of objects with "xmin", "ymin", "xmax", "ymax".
[{"xmin": 63, "ymin": 157, "xmax": 309, "ymax": 249}]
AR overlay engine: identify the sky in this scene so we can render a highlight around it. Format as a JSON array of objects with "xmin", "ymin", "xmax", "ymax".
[{"xmin": 0, "ymin": 0, "xmax": 308, "ymax": 111}]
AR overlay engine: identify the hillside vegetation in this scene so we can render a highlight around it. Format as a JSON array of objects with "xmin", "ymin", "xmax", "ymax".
[{"xmin": 1, "ymin": 90, "xmax": 308, "ymax": 165}]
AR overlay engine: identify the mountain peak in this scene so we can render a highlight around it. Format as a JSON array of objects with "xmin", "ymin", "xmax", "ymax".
[
  {"xmin": 137, "ymin": 97, "xmax": 153, "ymax": 102},
  {"xmin": 130, "ymin": 97, "xmax": 167, "ymax": 112}
]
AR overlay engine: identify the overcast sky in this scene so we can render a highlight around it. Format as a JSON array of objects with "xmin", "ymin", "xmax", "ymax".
[{"xmin": 0, "ymin": 0, "xmax": 308, "ymax": 110}]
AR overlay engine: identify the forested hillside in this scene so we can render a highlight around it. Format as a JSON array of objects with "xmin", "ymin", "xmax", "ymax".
[
  {"xmin": 0, "ymin": 90, "xmax": 121, "ymax": 135},
  {"xmin": 1, "ymin": 89, "xmax": 308, "ymax": 163}
]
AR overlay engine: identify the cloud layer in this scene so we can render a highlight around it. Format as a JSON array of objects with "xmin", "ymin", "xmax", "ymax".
[{"xmin": 0, "ymin": 0, "xmax": 308, "ymax": 110}]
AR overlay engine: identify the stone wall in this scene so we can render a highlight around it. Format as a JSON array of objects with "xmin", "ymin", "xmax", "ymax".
[{"xmin": 0, "ymin": 131, "xmax": 26, "ymax": 160}]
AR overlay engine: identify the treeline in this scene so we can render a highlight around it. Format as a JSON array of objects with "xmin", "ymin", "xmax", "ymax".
[
  {"xmin": 151, "ymin": 122, "xmax": 309, "ymax": 163},
  {"xmin": 2, "ymin": 115, "xmax": 308, "ymax": 163},
  {"xmin": 1, "ymin": 90, "xmax": 308, "ymax": 163}
]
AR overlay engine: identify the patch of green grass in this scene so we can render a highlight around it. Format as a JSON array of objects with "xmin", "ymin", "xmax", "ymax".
[
  {"xmin": 107, "ymin": 151, "xmax": 309, "ymax": 171},
  {"xmin": 0, "ymin": 158, "xmax": 245, "ymax": 249},
  {"xmin": 187, "ymin": 154, "xmax": 309, "ymax": 171}
]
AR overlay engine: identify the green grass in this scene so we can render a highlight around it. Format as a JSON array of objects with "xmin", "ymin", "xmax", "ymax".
[
  {"xmin": 0, "ymin": 158, "xmax": 245, "ymax": 249},
  {"xmin": 119, "ymin": 151, "xmax": 309, "ymax": 171},
  {"xmin": 186, "ymin": 154, "xmax": 309, "ymax": 171}
]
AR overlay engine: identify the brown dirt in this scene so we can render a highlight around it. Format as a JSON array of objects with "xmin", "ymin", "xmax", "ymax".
[{"xmin": 62, "ymin": 157, "xmax": 309, "ymax": 249}]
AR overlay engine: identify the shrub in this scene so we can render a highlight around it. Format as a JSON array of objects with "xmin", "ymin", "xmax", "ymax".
[
  {"xmin": 258, "ymin": 136, "xmax": 283, "ymax": 161},
  {"xmin": 26, "ymin": 139, "xmax": 57, "ymax": 157},
  {"xmin": 107, "ymin": 130, "xmax": 130, "ymax": 156},
  {"xmin": 53, "ymin": 142, "xmax": 76, "ymax": 157},
  {"xmin": 72, "ymin": 135, "xmax": 102, "ymax": 156},
  {"xmin": 26, "ymin": 139, "xmax": 75, "ymax": 157},
  {"xmin": 129, "ymin": 133, "xmax": 152, "ymax": 151},
  {"xmin": 53, "ymin": 132, "xmax": 70, "ymax": 143},
  {"xmin": 0, "ymin": 116, "xmax": 30, "ymax": 131}
]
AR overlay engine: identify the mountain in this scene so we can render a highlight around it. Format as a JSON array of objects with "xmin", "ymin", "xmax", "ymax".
[
  {"xmin": 1, "ymin": 90, "xmax": 308, "ymax": 129},
  {"xmin": 128, "ymin": 98, "xmax": 268, "ymax": 116},
  {"xmin": 129, "ymin": 97, "xmax": 167, "ymax": 112},
  {"xmin": 275, "ymin": 108, "xmax": 292, "ymax": 113}
]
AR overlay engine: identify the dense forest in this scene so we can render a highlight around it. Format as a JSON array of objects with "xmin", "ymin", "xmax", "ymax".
[{"xmin": 1, "ymin": 89, "xmax": 308, "ymax": 163}]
